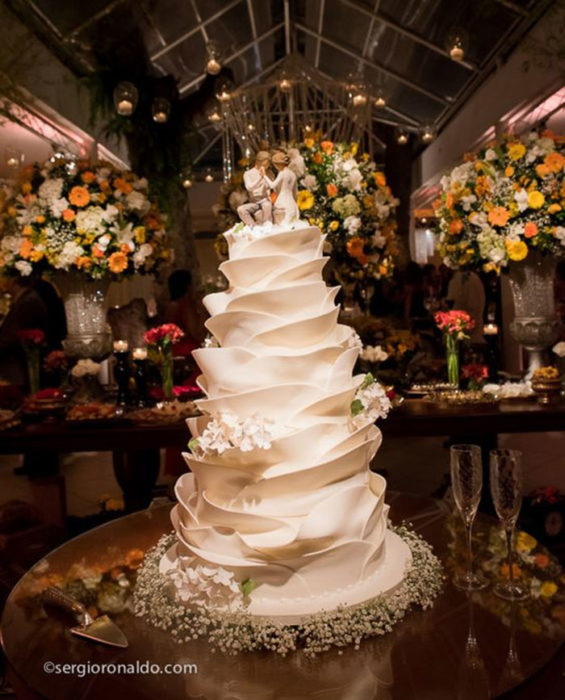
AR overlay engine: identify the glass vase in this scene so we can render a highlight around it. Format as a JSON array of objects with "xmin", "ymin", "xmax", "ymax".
[
  {"xmin": 55, "ymin": 274, "xmax": 112, "ymax": 360},
  {"xmin": 161, "ymin": 346, "xmax": 174, "ymax": 400},
  {"xmin": 446, "ymin": 334, "xmax": 460, "ymax": 387},
  {"xmin": 27, "ymin": 348, "xmax": 40, "ymax": 395},
  {"xmin": 508, "ymin": 251, "xmax": 560, "ymax": 377}
]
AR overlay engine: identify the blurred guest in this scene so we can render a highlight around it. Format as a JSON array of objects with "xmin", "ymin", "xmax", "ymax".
[
  {"xmin": 447, "ymin": 271, "xmax": 485, "ymax": 343},
  {"xmin": 164, "ymin": 270, "xmax": 206, "ymax": 352},
  {"xmin": 0, "ymin": 277, "xmax": 48, "ymax": 388},
  {"xmin": 403, "ymin": 262, "xmax": 426, "ymax": 325},
  {"xmin": 34, "ymin": 278, "xmax": 66, "ymax": 349}
]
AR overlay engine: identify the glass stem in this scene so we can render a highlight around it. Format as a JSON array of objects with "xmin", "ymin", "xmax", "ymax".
[
  {"xmin": 506, "ymin": 526, "xmax": 514, "ymax": 588},
  {"xmin": 466, "ymin": 521, "xmax": 474, "ymax": 577}
]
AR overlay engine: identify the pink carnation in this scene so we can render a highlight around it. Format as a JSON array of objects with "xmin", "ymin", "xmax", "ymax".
[
  {"xmin": 17, "ymin": 328, "xmax": 45, "ymax": 345},
  {"xmin": 434, "ymin": 310, "xmax": 475, "ymax": 337}
]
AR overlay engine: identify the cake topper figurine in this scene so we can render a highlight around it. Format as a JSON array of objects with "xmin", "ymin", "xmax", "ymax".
[
  {"xmin": 265, "ymin": 149, "xmax": 299, "ymax": 225},
  {"xmin": 237, "ymin": 150, "xmax": 273, "ymax": 227}
]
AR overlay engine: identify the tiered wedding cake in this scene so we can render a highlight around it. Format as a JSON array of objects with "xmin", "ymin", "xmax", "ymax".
[{"xmin": 160, "ymin": 220, "xmax": 410, "ymax": 622}]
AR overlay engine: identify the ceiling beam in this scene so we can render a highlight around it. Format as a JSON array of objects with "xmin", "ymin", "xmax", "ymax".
[
  {"xmin": 284, "ymin": 0, "xmax": 291, "ymax": 55},
  {"xmin": 246, "ymin": 0, "xmax": 262, "ymax": 71},
  {"xmin": 361, "ymin": 0, "xmax": 381, "ymax": 59},
  {"xmin": 189, "ymin": 0, "xmax": 210, "ymax": 45},
  {"xmin": 150, "ymin": 0, "xmax": 240, "ymax": 61},
  {"xmin": 314, "ymin": 0, "xmax": 325, "ymax": 68},
  {"xmin": 340, "ymin": 0, "xmax": 478, "ymax": 72},
  {"xmin": 296, "ymin": 22, "xmax": 449, "ymax": 105},
  {"xmin": 179, "ymin": 22, "xmax": 284, "ymax": 94},
  {"xmin": 493, "ymin": 0, "xmax": 530, "ymax": 17},
  {"xmin": 67, "ymin": 0, "xmax": 125, "ymax": 37}
]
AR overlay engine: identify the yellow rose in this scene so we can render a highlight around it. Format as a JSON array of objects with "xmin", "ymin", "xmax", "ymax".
[
  {"xmin": 304, "ymin": 138, "xmax": 314, "ymax": 149},
  {"xmin": 329, "ymin": 221, "xmax": 339, "ymax": 231},
  {"xmin": 527, "ymin": 190, "xmax": 545, "ymax": 209},
  {"xmin": 508, "ymin": 142, "xmax": 526, "ymax": 160},
  {"xmin": 297, "ymin": 190, "xmax": 315, "ymax": 211},
  {"xmin": 350, "ymin": 143, "xmax": 358, "ymax": 156},
  {"xmin": 505, "ymin": 239, "xmax": 528, "ymax": 262},
  {"xmin": 516, "ymin": 531, "xmax": 537, "ymax": 553},
  {"xmin": 548, "ymin": 203, "xmax": 562, "ymax": 214},
  {"xmin": 134, "ymin": 226, "xmax": 146, "ymax": 244},
  {"xmin": 540, "ymin": 581, "xmax": 558, "ymax": 598},
  {"xmin": 505, "ymin": 166, "xmax": 515, "ymax": 177}
]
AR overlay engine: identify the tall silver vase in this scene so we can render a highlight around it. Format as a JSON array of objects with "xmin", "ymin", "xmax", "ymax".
[
  {"xmin": 508, "ymin": 252, "xmax": 560, "ymax": 378},
  {"xmin": 56, "ymin": 274, "xmax": 112, "ymax": 360}
]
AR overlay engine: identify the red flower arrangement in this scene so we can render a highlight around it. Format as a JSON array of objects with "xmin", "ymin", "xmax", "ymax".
[
  {"xmin": 16, "ymin": 329, "xmax": 45, "ymax": 345},
  {"xmin": 462, "ymin": 363, "xmax": 488, "ymax": 381},
  {"xmin": 434, "ymin": 310, "xmax": 475, "ymax": 339},
  {"xmin": 44, "ymin": 350, "xmax": 68, "ymax": 371},
  {"xmin": 34, "ymin": 387, "xmax": 63, "ymax": 400},
  {"xmin": 144, "ymin": 323, "xmax": 184, "ymax": 347}
]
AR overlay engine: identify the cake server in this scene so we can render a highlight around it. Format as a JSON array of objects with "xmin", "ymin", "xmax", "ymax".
[{"xmin": 42, "ymin": 586, "xmax": 128, "ymax": 648}]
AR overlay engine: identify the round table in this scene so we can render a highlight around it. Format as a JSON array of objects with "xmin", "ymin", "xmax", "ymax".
[{"xmin": 2, "ymin": 493, "xmax": 564, "ymax": 699}]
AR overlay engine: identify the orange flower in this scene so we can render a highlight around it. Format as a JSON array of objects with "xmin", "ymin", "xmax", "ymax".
[
  {"xmin": 21, "ymin": 182, "xmax": 32, "ymax": 194},
  {"xmin": 108, "ymin": 251, "xmax": 128, "ymax": 273},
  {"xmin": 22, "ymin": 225, "xmax": 32, "ymax": 237},
  {"xmin": 536, "ymin": 163, "xmax": 550, "ymax": 178},
  {"xmin": 449, "ymin": 219, "xmax": 463, "ymax": 235},
  {"xmin": 69, "ymin": 186, "xmax": 90, "ymax": 207},
  {"xmin": 346, "ymin": 236, "xmax": 364, "ymax": 258},
  {"xmin": 445, "ymin": 192, "xmax": 455, "ymax": 209},
  {"xmin": 326, "ymin": 183, "xmax": 338, "ymax": 197},
  {"xmin": 19, "ymin": 239, "xmax": 33, "ymax": 258},
  {"xmin": 534, "ymin": 552, "xmax": 549, "ymax": 568},
  {"xmin": 475, "ymin": 175, "xmax": 491, "ymax": 197},
  {"xmin": 269, "ymin": 191, "xmax": 277, "ymax": 204},
  {"xmin": 99, "ymin": 180, "xmax": 111, "ymax": 193},
  {"xmin": 524, "ymin": 222, "xmax": 538, "ymax": 238},
  {"xmin": 92, "ymin": 246, "xmax": 105, "ymax": 258},
  {"xmin": 113, "ymin": 178, "xmax": 133, "ymax": 194},
  {"xmin": 125, "ymin": 548, "xmax": 145, "ymax": 569},
  {"xmin": 544, "ymin": 151, "xmax": 565, "ymax": 173},
  {"xmin": 313, "ymin": 152, "xmax": 323, "ymax": 164},
  {"xmin": 35, "ymin": 215, "xmax": 45, "ymax": 224},
  {"xmin": 320, "ymin": 140, "xmax": 334, "ymax": 155},
  {"xmin": 120, "ymin": 243, "xmax": 131, "ymax": 254},
  {"xmin": 357, "ymin": 254, "xmax": 369, "ymax": 266},
  {"xmin": 374, "ymin": 172, "xmax": 386, "ymax": 188},
  {"xmin": 505, "ymin": 166, "xmax": 514, "ymax": 177},
  {"xmin": 76, "ymin": 256, "xmax": 91, "ymax": 270},
  {"xmin": 62, "ymin": 209, "xmax": 75, "ymax": 222},
  {"xmin": 304, "ymin": 137, "xmax": 315, "ymax": 149},
  {"xmin": 81, "ymin": 171, "xmax": 96, "ymax": 184},
  {"xmin": 145, "ymin": 215, "xmax": 160, "ymax": 230},
  {"xmin": 500, "ymin": 563, "xmax": 522, "ymax": 580},
  {"xmin": 488, "ymin": 206, "xmax": 510, "ymax": 227}
]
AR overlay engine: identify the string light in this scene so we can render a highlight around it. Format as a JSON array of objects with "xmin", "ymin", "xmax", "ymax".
[{"xmin": 421, "ymin": 125, "xmax": 436, "ymax": 144}]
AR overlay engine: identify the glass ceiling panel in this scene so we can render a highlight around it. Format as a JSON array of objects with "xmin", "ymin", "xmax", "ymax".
[
  {"xmin": 141, "ymin": 0, "xmax": 198, "ymax": 46},
  {"xmin": 206, "ymin": 3, "xmax": 253, "ymax": 53},
  {"xmin": 152, "ymin": 32, "xmax": 207, "ymax": 85},
  {"xmin": 377, "ymin": 0, "xmax": 521, "ymax": 66},
  {"xmin": 194, "ymin": 0, "xmax": 245, "ymax": 22},
  {"xmin": 31, "ymin": 0, "xmax": 112, "ymax": 35}
]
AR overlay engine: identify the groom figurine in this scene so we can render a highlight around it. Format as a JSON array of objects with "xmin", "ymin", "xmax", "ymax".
[{"xmin": 237, "ymin": 151, "xmax": 273, "ymax": 227}]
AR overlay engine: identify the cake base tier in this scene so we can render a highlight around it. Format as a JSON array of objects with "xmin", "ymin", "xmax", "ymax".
[{"xmin": 159, "ymin": 528, "xmax": 411, "ymax": 624}]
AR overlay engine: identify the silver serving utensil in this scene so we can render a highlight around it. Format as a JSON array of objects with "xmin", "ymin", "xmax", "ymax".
[{"xmin": 42, "ymin": 586, "xmax": 128, "ymax": 648}]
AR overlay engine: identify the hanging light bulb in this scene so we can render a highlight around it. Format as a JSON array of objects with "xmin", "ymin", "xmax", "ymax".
[
  {"xmin": 374, "ymin": 88, "xmax": 387, "ymax": 109},
  {"xmin": 205, "ymin": 42, "xmax": 222, "ymax": 75},
  {"xmin": 204, "ymin": 169, "xmax": 214, "ymax": 183},
  {"xmin": 182, "ymin": 176, "xmax": 193, "ymax": 189},
  {"xmin": 5, "ymin": 148, "xmax": 23, "ymax": 170},
  {"xmin": 113, "ymin": 81, "xmax": 139, "ymax": 116},
  {"xmin": 352, "ymin": 91, "xmax": 367, "ymax": 107},
  {"xmin": 421, "ymin": 124, "xmax": 436, "ymax": 144},
  {"xmin": 445, "ymin": 27, "xmax": 469, "ymax": 62},
  {"xmin": 215, "ymin": 79, "xmax": 232, "ymax": 102},
  {"xmin": 278, "ymin": 76, "xmax": 292, "ymax": 92},
  {"xmin": 207, "ymin": 105, "xmax": 222, "ymax": 123},
  {"xmin": 247, "ymin": 122, "xmax": 256, "ymax": 133},
  {"xmin": 152, "ymin": 97, "xmax": 171, "ymax": 123},
  {"xmin": 395, "ymin": 127, "xmax": 409, "ymax": 145}
]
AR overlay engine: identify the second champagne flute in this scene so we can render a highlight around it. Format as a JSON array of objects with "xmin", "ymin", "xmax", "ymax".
[{"xmin": 450, "ymin": 444, "xmax": 488, "ymax": 591}]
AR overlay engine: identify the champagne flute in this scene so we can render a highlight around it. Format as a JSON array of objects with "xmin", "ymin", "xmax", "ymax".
[
  {"xmin": 450, "ymin": 444, "xmax": 488, "ymax": 590},
  {"xmin": 490, "ymin": 449, "xmax": 529, "ymax": 601}
]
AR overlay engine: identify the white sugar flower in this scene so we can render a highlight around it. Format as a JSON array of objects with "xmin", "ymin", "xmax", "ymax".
[
  {"xmin": 360, "ymin": 345, "xmax": 388, "ymax": 363},
  {"xmin": 351, "ymin": 373, "xmax": 392, "ymax": 428}
]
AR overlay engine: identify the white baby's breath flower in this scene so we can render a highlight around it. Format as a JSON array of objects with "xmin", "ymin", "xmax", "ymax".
[{"xmin": 514, "ymin": 188, "xmax": 529, "ymax": 212}]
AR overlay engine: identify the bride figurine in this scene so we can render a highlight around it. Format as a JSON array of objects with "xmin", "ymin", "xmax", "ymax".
[{"xmin": 266, "ymin": 150, "xmax": 299, "ymax": 225}]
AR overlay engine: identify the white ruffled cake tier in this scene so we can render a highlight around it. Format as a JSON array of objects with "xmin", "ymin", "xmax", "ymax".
[{"xmin": 160, "ymin": 220, "xmax": 410, "ymax": 620}]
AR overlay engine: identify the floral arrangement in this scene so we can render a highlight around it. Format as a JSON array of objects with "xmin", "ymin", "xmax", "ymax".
[
  {"xmin": 350, "ymin": 373, "xmax": 392, "ymax": 429},
  {"xmin": 166, "ymin": 557, "xmax": 242, "ymax": 609},
  {"xmin": 189, "ymin": 412, "xmax": 277, "ymax": 457},
  {"xmin": 435, "ymin": 130, "xmax": 565, "ymax": 271},
  {"xmin": 213, "ymin": 140, "xmax": 399, "ymax": 283},
  {"xmin": 359, "ymin": 344, "xmax": 389, "ymax": 364},
  {"xmin": 44, "ymin": 349, "xmax": 68, "ymax": 372},
  {"xmin": 0, "ymin": 156, "xmax": 171, "ymax": 280},
  {"xmin": 71, "ymin": 359, "xmax": 101, "ymax": 378},
  {"xmin": 532, "ymin": 365, "xmax": 560, "ymax": 381},
  {"xmin": 17, "ymin": 328, "xmax": 45, "ymax": 394},
  {"xmin": 144, "ymin": 323, "xmax": 184, "ymax": 400},
  {"xmin": 462, "ymin": 362, "xmax": 488, "ymax": 389},
  {"xmin": 435, "ymin": 310, "xmax": 475, "ymax": 386},
  {"xmin": 434, "ymin": 310, "xmax": 475, "ymax": 339},
  {"xmin": 296, "ymin": 138, "xmax": 398, "ymax": 283},
  {"xmin": 144, "ymin": 323, "xmax": 184, "ymax": 347},
  {"xmin": 134, "ymin": 525, "xmax": 443, "ymax": 655}
]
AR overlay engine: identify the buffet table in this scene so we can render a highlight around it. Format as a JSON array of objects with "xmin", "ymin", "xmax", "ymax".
[
  {"xmin": 1, "ymin": 399, "xmax": 564, "ymax": 522},
  {"xmin": 1, "ymin": 493, "xmax": 564, "ymax": 700}
]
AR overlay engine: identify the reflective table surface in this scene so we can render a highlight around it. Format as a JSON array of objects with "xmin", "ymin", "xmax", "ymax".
[{"xmin": 2, "ymin": 493, "xmax": 564, "ymax": 699}]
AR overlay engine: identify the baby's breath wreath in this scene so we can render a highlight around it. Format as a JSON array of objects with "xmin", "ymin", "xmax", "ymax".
[{"xmin": 133, "ymin": 525, "xmax": 443, "ymax": 656}]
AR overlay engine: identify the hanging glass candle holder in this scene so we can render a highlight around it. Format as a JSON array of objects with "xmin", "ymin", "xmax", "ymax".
[
  {"xmin": 152, "ymin": 97, "xmax": 171, "ymax": 123},
  {"xmin": 113, "ymin": 81, "xmax": 139, "ymax": 116}
]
